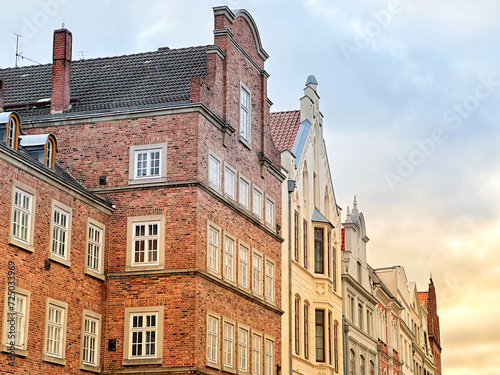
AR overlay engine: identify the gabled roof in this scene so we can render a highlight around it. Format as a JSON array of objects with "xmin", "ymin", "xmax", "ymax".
[
  {"xmin": 0, "ymin": 46, "xmax": 209, "ymax": 119},
  {"xmin": 269, "ymin": 110, "xmax": 300, "ymax": 151},
  {"xmin": 312, "ymin": 207, "xmax": 333, "ymax": 226}
]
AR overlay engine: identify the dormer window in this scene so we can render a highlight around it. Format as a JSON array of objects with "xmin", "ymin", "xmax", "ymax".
[
  {"xmin": 0, "ymin": 112, "xmax": 21, "ymax": 150},
  {"xmin": 19, "ymin": 134, "xmax": 57, "ymax": 170}
]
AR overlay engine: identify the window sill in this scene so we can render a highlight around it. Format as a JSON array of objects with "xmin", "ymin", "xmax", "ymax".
[
  {"xmin": 43, "ymin": 354, "xmax": 66, "ymax": 366},
  {"xmin": 9, "ymin": 237, "xmax": 34, "ymax": 253},
  {"xmin": 48, "ymin": 253, "xmax": 71, "ymax": 267},
  {"xmin": 1, "ymin": 345, "xmax": 28, "ymax": 357},
  {"xmin": 122, "ymin": 357, "xmax": 162, "ymax": 366},
  {"xmin": 206, "ymin": 360, "xmax": 221, "ymax": 370},
  {"xmin": 84, "ymin": 268, "xmax": 105, "ymax": 281},
  {"xmin": 223, "ymin": 365, "xmax": 237, "ymax": 373},
  {"xmin": 128, "ymin": 176, "xmax": 167, "ymax": 186},
  {"xmin": 239, "ymin": 136, "xmax": 252, "ymax": 150},
  {"xmin": 125, "ymin": 264, "xmax": 164, "ymax": 272},
  {"xmin": 80, "ymin": 363, "xmax": 101, "ymax": 373}
]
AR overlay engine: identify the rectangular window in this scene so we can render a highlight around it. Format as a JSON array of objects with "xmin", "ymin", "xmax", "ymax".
[
  {"xmin": 123, "ymin": 306, "xmax": 164, "ymax": 366},
  {"xmin": 265, "ymin": 260, "xmax": 274, "ymax": 303},
  {"xmin": 3, "ymin": 289, "xmax": 29, "ymax": 353},
  {"xmin": 315, "ymin": 309, "xmax": 325, "ymax": 362},
  {"xmin": 252, "ymin": 251, "xmax": 263, "ymax": 296},
  {"xmin": 328, "ymin": 311, "xmax": 332, "ymax": 365},
  {"xmin": 238, "ymin": 326, "xmax": 249, "ymax": 372},
  {"xmin": 253, "ymin": 188, "xmax": 262, "ymax": 219},
  {"xmin": 239, "ymin": 176, "xmax": 250, "ymax": 209},
  {"xmin": 43, "ymin": 298, "xmax": 68, "ymax": 365},
  {"xmin": 358, "ymin": 304, "xmax": 363, "ymax": 330},
  {"xmin": 126, "ymin": 215, "xmax": 165, "ymax": 272},
  {"xmin": 224, "ymin": 235, "xmax": 235, "ymax": 282},
  {"xmin": 265, "ymin": 197, "xmax": 274, "ymax": 227},
  {"xmin": 85, "ymin": 219, "xmax": 105, "ymax": 279},
  {"xmin": 135, "ymin": 149, "xmax": 161, "ymax": 178},
  {"xmin": 129, "ymin": 143, "xmax": 167, "ymax": 184},
  {"xmin": 240, "ymin": 85, "xmax": 251, "ymax": 143},
  {"xmin": 12, "ymin": 188, "xmax": 33, "ymax": 244},
  {"xmin": 132, "ymin": 221, "xmax": 159, "ymax": 266},
  {"xmin": 223, "ymin": 321, "xmax": 235, "ymax": 370},
  {"xmin": 130, "ymin": 313, "xmax": 158, "ymax": 358},
  {"xmin": 333, "ymin": 247, "xmax": 337, "ymax": 291},
  {"xmin": 239, "ymin": 243, "xmax": 249, "ymax": 289},
  {"xmin": 224, "ymin": 165, "xmax": 236, "ymax": 200},
  {"xmin": 209, "ymin": 153, "xmax": 221, "ymax": 189},
  {"xmin": 51, "ymin": 206, "xmax": 70, "ymax": 259},
  {"xmin": 327, "ymin": 231, "xmax": 331, "ymax": 278},
  {"xmin": 303, "ymin": 220, "xmax": 308, "ymax": 268},
  {"xmin": 294, "ymin": 298, "xmax": 300, "ymax": 355},
  {"xmin": 207, "ymin": 314, "xmax": 220, "ymax": 366},
  {"xmin": 208, "ymin": 225, "xmax": 220, "ymax": 274},
  {"xmin": 304, "ymin": 304, "xmax": 309, "ymax": 359},
  {"xmin": 334, "ymin": 321, "xmax": 339, "ymax": 373},
  {"xmin": 314, "ymin": 228, "xmax": 324, "ymax": 274},
  {"xmin": 294, "ymin": 211, "xmax": 299, "ymax": 261},
  {"xmin": 265, "ymin": 338, "xmax": 274, "ymax": 375},
  {"xmin": 80, "ymin": 310, "xmax": 102, "ymax": 371},
  {"xmin": 252, "ymin": 332, "xmax": 261, "ymax": 375},
  {"xmin": 367, "ymin": 310, "xmax": 372, "ymax": 335}
]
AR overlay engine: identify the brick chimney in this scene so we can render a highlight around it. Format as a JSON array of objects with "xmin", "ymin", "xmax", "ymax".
[
  {"xmin": 51, "ymin": 28, "xmax": 72, "ymax": 114},
  {"xmin": 0, "ymin": 80, "xmax": 4, "ymax": 112}
]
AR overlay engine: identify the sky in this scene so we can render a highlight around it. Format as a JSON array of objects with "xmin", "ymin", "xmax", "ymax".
[{"xmin": 1, "ymin": 1, "xmax": 499, "ymax": 374}]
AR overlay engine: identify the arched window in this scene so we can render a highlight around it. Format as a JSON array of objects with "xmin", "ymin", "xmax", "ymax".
[
  {"xmin": 360, "ymin": 355, "xmax": 366, "ymax": 375},
  {"xmin": 294, "ymin": 296, "xmax": 300, "ymax": 355},
  {"xmin": 304, "ymin": 302, "xmax": 309, "ymax": 359},
  {"xmin": 349, "ymin": 349, "xmax": 355, "ymax": 375},
  {"xmin": 370, "ymin": 360, "xmax": 375, "ymax": 375},
  {"xmin": 334, "ymin": 321, "xmax": 339, "ymax": 372}
]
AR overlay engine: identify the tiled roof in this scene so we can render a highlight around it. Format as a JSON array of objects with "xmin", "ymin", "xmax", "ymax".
[
  {"xmin": 0, "ymin": 142, "xmax": 110, "ymax": 207},
  {"xmin": 418, "ymin": 291, "xmax": 429, "ymax": 304},
  {"xmin": 269, "ymin": 110, "xmax": 300, "ymax": 151},
  {"xmin": 0, "ymin": 46, "xmax": 209, "ymax": 119}
]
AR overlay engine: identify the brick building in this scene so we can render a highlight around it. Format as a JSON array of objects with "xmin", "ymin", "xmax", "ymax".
[
  {"xmin": 0, "ymin": 6, "xmax": 284, "ymax": 375},
  {"xmin": 418, "ymin": 280, "xmax": 442, "ymax": 375}
]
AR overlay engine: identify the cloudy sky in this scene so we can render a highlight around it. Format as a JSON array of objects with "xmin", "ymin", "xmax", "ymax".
[{"xmin": 1, "ymin": 1, "xmax": 499, "ymax": 374}]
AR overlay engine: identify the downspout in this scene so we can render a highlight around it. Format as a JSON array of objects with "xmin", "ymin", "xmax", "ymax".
[
  {"xmin": 343, "ymin": 316, "xmax": 349, "ymax": 375},
  {"xmin": 377, "ymin": 344, "xmax": 382, "ymax": 375},
  {"xmin": 288, "ymin": 180, "xmax": 295, "ymax": 375}
]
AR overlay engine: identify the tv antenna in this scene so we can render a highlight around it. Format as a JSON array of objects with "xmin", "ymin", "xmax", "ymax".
[
  {"xmin": 14, "ymin": 33, "xmax": 42, "ymax": 67},
  {"xmin": 76, "ymin": 51, "xmax": 89, "ymax": 60}
]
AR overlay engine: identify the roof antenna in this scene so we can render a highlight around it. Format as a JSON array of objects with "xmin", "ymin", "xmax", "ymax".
[
  {"xmin": 62, "ymin": 22, "xmax": 65, "ymax": 28},
  {"xmin": 14, "ymin": 33, "xmax": 42, "ymax": 67}
]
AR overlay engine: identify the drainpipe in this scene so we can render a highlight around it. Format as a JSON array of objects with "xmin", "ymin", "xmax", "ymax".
[
  {"xmin": 343, "ymin": 316, "xmax": 349, "ymax": 375},
  {"xmin": 377, "ymin": 344, "xmax": 382, "ymax": 375},
  {"xmin": 287, "ymin": 180, "xmax": 295, "ymax": 375}
]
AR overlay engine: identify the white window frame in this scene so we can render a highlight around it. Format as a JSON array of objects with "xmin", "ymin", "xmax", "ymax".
[
  {"xmin": 207, "ymin": 221, "xmax": 221, "ymax": 277},
  {"xmin": 251, "ymin": 330, "xmax": 262, "ymax": 375},
  {"xmin": 224, "ymin": 163, "xmax": 237, "ymax": 200},
  {"xmin": 252, "ymin": 249, "xmax": 263, "ymax": 297},
  {"xmin": 129, "ymin": 143, "xmax": 167, "ymax": 185},
  {"xmin": 208, "ymin": 151, "xmax": 222, "ymax": 190},
  {"xmin": 265, "ymin": 196, "xmax": 275, "ymax": 228},
  {"xmin": 43, "ymin": 297, "xmax": 68, "ymax": 366},
  {"xmin": 2, "ymin": 285, "xmax": 30, "ymax": 357},
  {"xmin": 80, "ymin": 309, "xmax": 102, "ymax": 372},
  {"xmin": 126, "ymin": 215, "xmax": 165, "ymax": 272},
  {"xmin": 123, "ymin": 306, "xmax": 164, "ymax": 366},
  {"xmin": 239, "ymin": 83, "xmax": 251, "ymax": 146},
  {"xmin": 9, "ymin": 181, "xmax": 36, "ymax": 252},
  {"xmin": 238, "ymin": 241, "xmax": 250, "ymax": 290},
  {"xmin": 84, "ymin": 218, "xmax": 105, "ymax": 280},
  {"xmin": 239, "ymin": 175, "xmax": 250, "ymax": 210},
  {"xmin": 48, "ymin": 200, "xmax": 73, "ymax": 267},
  {"xmin": 264, "ymin": 336, "xmax": 274, "ymax": 375},
  {"xmin": 222, "ymin": 317, "xmax": 236, "ymax": 372},
  {"xmin": 252, "ymin": 187, "xmax": 263, "ymax": 219},
  {"xmin": 238, "ymin": 324, "xmax": 250, "ymax": 374},
  {"xmin": 223, "ymin": 233, "xmax": 236, "ymax": 284},
  {"xmin": 265, "ymin": 258, "xmax": 275, "ymax": 304},
  {"xmin": 206, "ymin": 311, "xmax": 221, "ymax": 369}
]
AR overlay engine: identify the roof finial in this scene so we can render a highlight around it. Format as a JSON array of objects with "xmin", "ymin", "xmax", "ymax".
[
  {"xmin": 346, "ymin": 205, "xmax": 352, "ymax": 222},
  {"xmin": 352, "ymin": 195, "xmax": 358, "ymax": 212}
]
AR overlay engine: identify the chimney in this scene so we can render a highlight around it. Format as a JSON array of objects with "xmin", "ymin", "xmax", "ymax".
[
  {"xmin": 51, "ymin": 28, "xmax": 72, "ymax": 114},
  {"xmin": 0, "ymin": 80, "xmax": 4, "ymax": 112}
]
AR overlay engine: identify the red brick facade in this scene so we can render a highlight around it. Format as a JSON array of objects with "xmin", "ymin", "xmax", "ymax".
[{"xmin": 0, "ymin": 6, "xmax": 283, "ymax": 375}]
